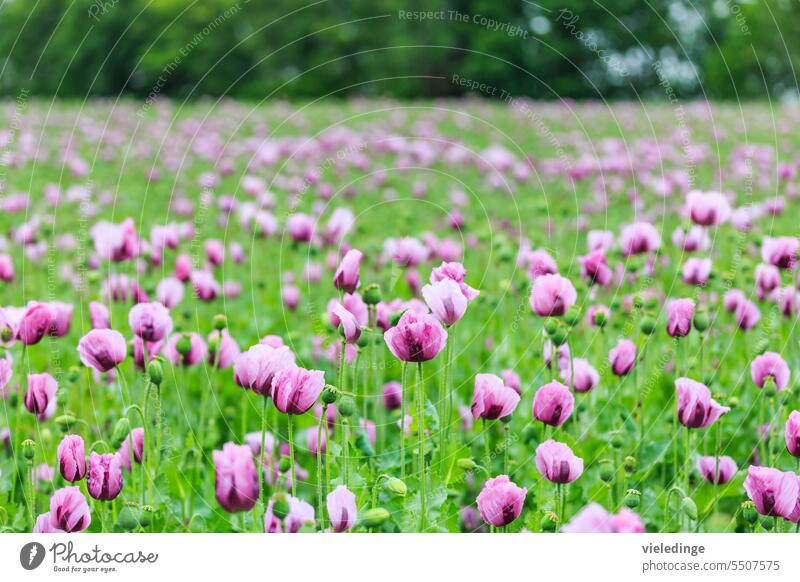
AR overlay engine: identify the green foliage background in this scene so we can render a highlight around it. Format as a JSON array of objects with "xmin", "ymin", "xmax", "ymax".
[{"xmin": 0, "ymin": 0, "xmax": 798, "ymax": 100}]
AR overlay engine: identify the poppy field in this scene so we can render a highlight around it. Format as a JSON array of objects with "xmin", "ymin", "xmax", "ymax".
[{"xmin": 1, "ymin": 99, "xmax": 800, "ymax": 534}]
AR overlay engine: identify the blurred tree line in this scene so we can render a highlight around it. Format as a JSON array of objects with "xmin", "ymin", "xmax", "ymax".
[{"xmin": 0, "ymin": 0, "xmax": 797, "ymax": 100}]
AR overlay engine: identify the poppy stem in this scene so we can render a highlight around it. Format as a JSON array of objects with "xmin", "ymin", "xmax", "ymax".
[
  {"xmin": 316, "ymin": 405, "xmax": 326, "ymax": 530},
  {"xmin": 417, "ymin": 361, "xmax": 426, "ymax": 532},
  {"xmin": 258, "ymin": 395, "xmax": 268, "ymax": 521},
  {"xmin": 288, "ymin": 415, "xmax": 296, "ymax": 498},
  {"xmin": 400, "ymin": 362, "xmax": 407, "ymax": 481}
]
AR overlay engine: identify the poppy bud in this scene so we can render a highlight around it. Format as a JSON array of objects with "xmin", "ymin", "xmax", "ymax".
[
  {"xmin": 111, "ymin": 417, "xmax": 132, "ymax": 448},
  {"xmin": 271, "ymin": 494, "xmax": 290, "ymax": 520},
  {"xmin": 147, "ymin": 359, "xmax": 163, "ymax": 386},
  {"xmin": 360, "ymin": 507, "xmax": 390, "ymax": 528},
  {"xmin": 363, "ymin": 284, "xmax": 382, "ymax": 306},
  {"xmin": 599, "ymin": 460, "xmax": 614, "ymax": 483},
  {"xmin": 564, "ymin": 308, "xmax": 581, "ymax": 327},
  {"xmin": 540, "ymin": 511, "xmax": 558, "ymax": 532},
  {"xmin": 681, "ymin": 496, "xmax": 698, "ymax": 521},
  {"xmin": 384, "ymin": 477, "xmax": 407, "ymax": 498},
  {"xmin": 693, "ymin": 312, "xmax": 710, "ymax": 332},
  {"xmin": 357, "ymin": 334, "xmax": 369, "ymax": 348},
  {"xmin": 176, "ymin": 334, "xmax": 192, "ymax": 355},
  {"xmin": 118, "ymin": 502, "xmax": 140, "ymax": 530},
  {"xmin": 278, "ymin": 455, "xmax": 292, "ymax": 473},
  {"xmin": 457, "ymin": 457, "xmax": 477, "ymax": 470},
  {"xmin": 640, "ymin": 317, "xmax": 656, "ymax": 335},
  {"xmin": 55, "ymin": 414, "xmax": 77, "ymax": 433},
  {"xmin": 594, "ymin": 310, "xmax": 608, "ymax": 327},
  {"xmin": 551, "ymin": 327, "xmax": 568, "ymax": 346},
  {"xmin": 338, "ymin": 395, "xmax": 356, "ymax": 417},
  {"xmin": 22, "ymin": 439, "xmax": 36, "ymax": 461},
  {"xmin": 624, "ymin": 489, "xmax": 641, "ymax": 509},
  {"xmin": 213, "ymin": 314, "xmax": 227, "ymax": 330},
  {"xmin": 610, "ymin": 432, "xmax": 625, "ymax": 449},
  {"xmin": 624, "ymin": 455, "xmax": 637, "ymax": 474},
  {"xmin": 543, "ymin": 318, "xmax": 558, "ymax": 336},
  {"xmin": 321, "ymin": 385, "xmax": 338, "ymax": 404}
]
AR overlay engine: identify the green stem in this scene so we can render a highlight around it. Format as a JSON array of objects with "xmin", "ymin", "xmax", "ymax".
[
  {"xmin": 288, "ymin": 415, "xmax": 296, "ymax": 498},
  {"xmin": 258, "ymin": 395, "xmax": 269, "ymax": 514},
  {"xmin": 316, "ymin": 406, "xmax": 326, "ymax": 530},
  {"xmin": 400, "ymin": 362, "xmax": 407, "ymax": 481},
  {"xmin": 417, "ymin": 362, "xmax": 426, "ymax": 532}
]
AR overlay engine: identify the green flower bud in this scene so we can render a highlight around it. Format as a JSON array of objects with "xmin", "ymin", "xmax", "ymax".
[
  {"xmin": 610, "ymin": 432, "xmax": 625, "ymax": 449},
  {"xmin": 594, "ymin": 310, "xmax": 608, "ymax": 328},
  {"xmin": 111, "ymin": 417, "xmax": 132, "ymax": 448},
  {"xmin": 741, "ymin": 500, "xmax": 758, "ymax": 524},
  {"xmin": 632, "ymin": 295, "xmax": 644, "ymax": 310},
  {"xmin": 321, "ymin": 385, "xmax": 338, "ymax": 405},
  {"xmin": 599, "ymin": 460, "xmax": 614, "ymax": 483},
  {"xmin": 117, "ymin": 502, "xmax": 141, "ymax": 531},
  {"xmin": 456, "ymin": 458, "xmax": 477, "ymax": 471},
  {"xmin": 639, "ymin": 317, "xmax": 656, "ymax": 335},
  {"xmin": 564, "ymin": 308, "xmax": 581, "ymax": 328},
  {"xmin": 384, "ymin": 477, "xmax": 407, "ymax": 498},
  {"xmin": 278, "ymin": 455, "xmax": 292, "ymax": 473},
  {"xmin": 540, "ymin": 511, "xmax": 558, "ymax": 532},
  {"xmin": 543, "ymin": 318, "xmax": 559, "ymax": 336},
  {"xmin": 271, "ymin": 494, "xmax": 290, "ymax": 520},
  {"xmin": 147, "ymin": 359, "xmax": 163, "ymax": 386},
  {"xmin": 213, "ymin": 314, "xmax": 227, "ymax": 331},
  {"xmin": 176, "ymin": 334, "xmax": 192, "ymax": 355},
  {"xmin": 360, "ymin": 507, "xmax": 390, "ymax": 528},
  {"xmin": 22, "ymin": 439, "xmax": 36, "ymax": 461},
  {"xmin": 624, "ymin": 489, "xmax": 641, "ymax": 509},
  {"xmin": 357, "ymin": 333, "xmax": 369, "ymax": 348},
  {"xmin": 681, "ymin": 496, "xmax": 698, "ymax": 521},
  {"xmin": 623, "ymin": 455, "xmax": 637, "ymax": 474},
  {"xmin": 693, "ymin": 312, "xmax": 710, "ymax": 332},
  {"xmin": 363, "ymin": 284, "xmax": 382, "ymax": 306},
  {"xmin": 551, "ymin": 327, "xmax": 569, "ymax": 346},
  {"xmin": 338, "ymin": 396, "xmax": 356, "ymax": 417},
  {"xmin": 55, "ymin": 414, "xmax": 77, "ymax": 432}
]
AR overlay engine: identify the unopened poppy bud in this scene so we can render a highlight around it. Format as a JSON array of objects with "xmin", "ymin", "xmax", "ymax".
[
  {"xmin": 624, "ymin": 455, "xmax": 636, "ymax": 474},
  {"xmin": 55, "ymin": 414, "xmax": 77, "ymax": 432},
  {"xmin": 360, "ymin": 507, "xmax": 390, "ymax": 528},
  {"xmin": 540, "ymin": 511, "xmax": 558, "ymax": 532},
  {"xmin": 551, "ymin": 327, "xmax": 568, "ymax": 346},
  {"xmin": 176, "ymin": 334, "xmax": 192, "ymax": 355},
  {"xmin": 357, "ymin": 333, "xmax": 369, "ymax": 348},
  {"xmin": 22, "ymin": 439, "xmax": 36, "ymax": 461},
  {"xmin": 741, "ymin": 500, "xmax": 757, "ymax": 524},
  {"xmin": 564, "ymin": 308, "xmax": 581, "ymax": 327},
  {"xmin": 543, "ymin": 318, "xmax": 558, "ymax": 336},
  {"xmin": 139, "ymin": 505, "xmax": 154, "ymax": 527},
  {"xmin": 610, "ymin": 431, "xmax": 625, "ymax": 449},
  {"xmin": 624, "ymin": 489, "xmax": 641, "ymax": 509},
  {"xmin": 321, "ymin": 385, "xmax": 338, "ymax": 404},
  {"xmin": 272, "ymin": 494, "xmax": 290, "ymax": 520},
  {"xmin": 147, "ymin": 359, "xmax": 163, "ymax": 386},
  {"xmin": 118, "ymin": 502, "xmax": 140, "ymax": 530},
  {"xmin": 681, "ymin": 496, "xmax": 698, "ymax": 521},
  {"xmin": 68, "ymin": 366, "xmax": 81, "ymax": 383},
  {"xmin": 363, "ymin": 284, "xmax": 382, "ymax": 306},
  {"xmin": 457, "ymin": 457, "xmax": 477, "ymax": 470},
  {"xmin": 384, "ymin": 477, "xmax": 407, "ymax": 497},
  {"xmin": 278, "ymin": 455, "xmax": 292, "ymax": 473},
  {"xmin": 111, "ymin": 417, "xmax": 132, "ymax": 448},
  {"xmin": 213, "ymin": 314, "xmax": 227, "ymax": 330},
  {"xmin": 338, "ymin": 395, "xmax": 356, "ymax": 417},
  {"xmin": 599, "ymin": 460, "xmax": 614, "ymax": 483},
  {"xmin": 693, "ymin": 312, "xmax": 710, "ymax": 332},
  {"xmin": 640, "ymin": 317, "xmax": 656, "ymax": 335},
  {"xmin": 760, "ymin": 516, "xmax": 774, "ymax": 531}
]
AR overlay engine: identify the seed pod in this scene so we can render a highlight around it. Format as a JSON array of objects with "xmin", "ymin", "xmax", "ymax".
[
  {"xmin": 543, "ymin": 318, "xmax": 559, "ymax": 336},
  {"xmin": 176, "ymin": 334, "xmax": 192, "ymax": 355},
  {"xmin": 623, "ymin": 455, "xmax": 637, "ymax": 474},
  {"xmin": 271, "ymin": 494, "xmax": 290, "ymax": 520},
  {"xmin": 551, "ymin": 327, "xmax": 568, "ymax": 346},
  {"xmin": 278, "ymin": 455, "xmax": 292, "ymax": 473},
  {"xmin": 118, "ymin": 502, "xmax": 141, "ymax": 531},
  {"xmin": 139, "ymin": 505, "xmax": 154, "ymax": 527},
  {"xmin": 599, "ymin": 460, "xmax": 614, "ymax": 483},
  {"xmin": 363, "ymin": 284, "xmax": 382, "ymax": 306},
  {"xmin": 321, "ymin": 385, "xmax": 338, "ymax": 405},
  {"xmin": 639, "ymin": 317, "xmax": 656, "ymax": 335},
  {"xmin": 22, "ymin": 439, "xmax": 36, "ymax": 461},
  {"xmin": 624, "ymin": 489, "xmax": 641, "ymax": 509},
  {"xmin": 338, "ymin": 396, "xmax": 356, "ymax": 417},
  {"xmin": 540, "ymin": 511, "xmax": 558, "ymax": 532},
  {"xmin": 693, "ymin": 312, "xmax": 710, "ymax": 332},
  {"xmin": 213, "ymin": 314, "xmax": 227, "ymax": 330},
  {"xmin": 383, "ymin": 477, "xmax": 407, "ymax": 498},
  {"xmin": 741, "ymin": 501, "xmax": 757, "ymax": 525},
  {"xmin": 564, "ymin": 308, "xmax": 581, "ymax": 327},
  {"xmin": 360, "ymin": 507, "xmax": 390, "ymax": 528}
]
